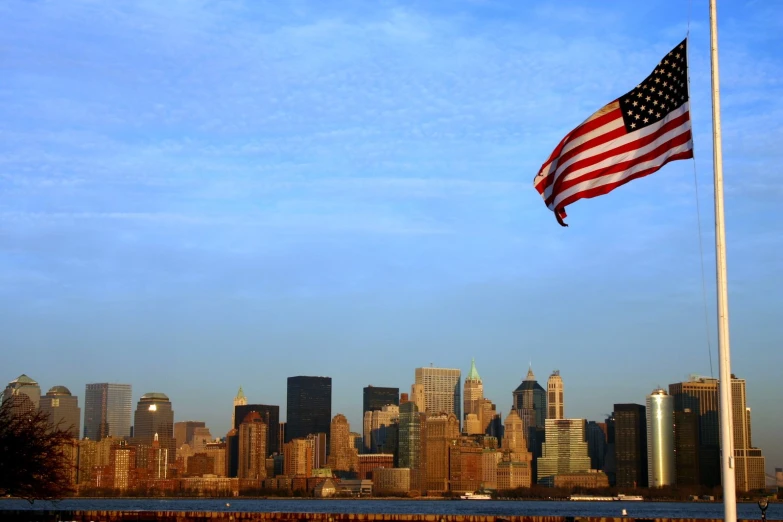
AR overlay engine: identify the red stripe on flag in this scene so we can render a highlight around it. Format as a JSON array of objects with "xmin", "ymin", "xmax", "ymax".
[
  {"xmin": 551, "ymin": 112, "xmax": 692, "ymax": 199},
  {"xmin": 555, "ymin": 149, "xmax": 694, "ymax": 210}
]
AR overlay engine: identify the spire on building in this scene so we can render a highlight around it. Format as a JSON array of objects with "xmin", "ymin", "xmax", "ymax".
[
  {"xmin": 235, "ymin": 386, "xmax": 246, "ymax": 402},
  {"xmin": 466, "ymin": 358, "xmax": 481, "ymax": 381},
  {"xmin": 525, "ymin": 365, "xmax": 535, "ymax": 381}
]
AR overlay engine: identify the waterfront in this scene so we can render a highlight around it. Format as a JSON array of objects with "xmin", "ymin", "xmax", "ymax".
[{"xmin": 0, "ymin": 499, "xmax": 780, "ymax": 519}]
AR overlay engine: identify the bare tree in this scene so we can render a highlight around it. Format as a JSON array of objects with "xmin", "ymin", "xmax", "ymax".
[{"xmin": 0, "ymin": 397, "xmax": 76, "ymax": 502}]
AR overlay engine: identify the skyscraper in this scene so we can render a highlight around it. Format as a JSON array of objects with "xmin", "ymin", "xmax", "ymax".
[
  {"xmin": 3, "ymin": 374, "xmax": 41, "ymax": 412},
  {"xmin": 670, "ymin": 374, "xmax": 766, "ymax": 491},
  {"xmin": 513, "ymin": 366, "xmax": 546, "ymax": 430},
  {"xmin": 363, "ymin": 386, "xmax": 399, "ymax": 415},
  {"xmin": 614, "ymin": 403, "xmax": 648, "ymax": 488},
  {"xmin": 586, "ymin": 421, "xmax": 607, "ymax": 471},
  {"xmin": 233, "ymin": 404, "xmax": 280, "ymax": 454},
  {"xmin": 39, "ymin": 385, "xmax": 81, "ymax": 438},
  {"xmin": 286, "ymin": 376, "xmax": 332, "ymax": 442},
  {"xmin": 423, "ymin": 413, "xmax": 460, "ymax": 493},
  {"xmin": 674, "ymin": 409, "xmax": 700, "ymax": 486},
  {"xmin": 133, "ymin": 392, "xmax": 175, "ymax": 464},
  {"xmin": 398, "ymin": 401, "xmax": 424, "ymax": 492},
  {"xmin": 84, "ymin": 383, "xmax": 132, "ymax": 441},
  {"xmin": 546, "ymin": 370, "xmax": 564, "ymax": 420},
  {"xmin": 502, "ymin": 409, "xmax": 529, "ymax": 457},
  {"xmin": 463, "ymin": 359, "xmax": 483, "ymax": 430},
  {"xmin": 237, "ymin": 411, "xmax": 268, "ymax": 480},
  {"xmin": 414, "ymin": 366, "xmax": 461, "ymax": 422},
  {"xmin": 730, "ymin": 376, "xmax": 766, "ymax": 492},
  {"xmin": 646, "ymin": 388, "xmax": 675, "ymax": 487},
  {"xmin": 513, "ymin": 366, "xmax": 546, "ymax": 473},
  {"xmin": 328, "ymin": 414, "xmax": 357, "ymax": 473},
  {"xmin": 669, "ymin": 376, "xmax": 720, "ymax": 487},
  {"xmin": 537, "ymin": 418, "xmax": 591, "ymax": 486}
]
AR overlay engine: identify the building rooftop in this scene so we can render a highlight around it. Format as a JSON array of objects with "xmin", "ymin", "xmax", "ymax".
[
  {"xmin": 9, "ymin": 374, "xmax": 38, "ymax": 385},
  {"xmin": 46, "ymin": 385, "xmax": 72, "ymax": 396},
  {"xmin": 140, "ymin": 392, "xmax": 170, "ymax": 401}
]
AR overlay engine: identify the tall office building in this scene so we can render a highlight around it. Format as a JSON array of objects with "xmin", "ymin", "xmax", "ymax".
[
  {"xmin": 363, "ymin": 386, "xmax": 399, "ymax": 415},
  {"xmin": 398, "ymin": 401, "xmax": 424, "ymax": 492},
  {"xmin": 513, "ymin": 366, "xmax": 546, "ymax": 475},
  {"xmin": 3, "ymin": 374, "xmax": 41, "ymax": 412},
  {"xmin": 669, "ymin": 376, "xmax": 720, "ymax": 487},
  {"xmin": 513, "ymin": 366, "xmax": 546, "ymax": 430},
  {"xmin": 537, "ymin": 418, "xmax": 591, "ymax": 486},
  {"xmin": 423, "ymin": 413, "xmax": 460, "ymax": 493},
  {"xmin": 730, "ymin": 376, "xmax": 766, "ymax": 492},
  {"xmin": 463, "ymin": 359, "xmax": 484, "ymax": 425},
  {"xmin": 84, "ymin": 383, "xmax": 132, "ymax": 441},
  {"xmin": 237, "ymin": 411, "xmax": 268, "ymax": 480},
  {"xmin": 39, "ymin": 385, "xmax": 81, "ymax": 438},
  {"xmin": 286, "ymin": 376, "xmax": 332, "ymax": 442},
  {"xmin": 328, "ymin": 414, "xmax": 357, "ymax": 472},
  {"xmin": 502, "ymin": 409, "xmax": 529, "ymax": 457},
  {"xmin": 232, "ymin": 386, "xmax": 247, "ymax": 427},
  {"xmin": 586, "ymin": 421, "xmax": 607, "ymax": 471},
  {"xmin": 603, "ymin": 413, "xmax": 617, "ymax": 486},
  {"xmin": 546, "ymin": 370, "xmax": 564, "ymax": 420},
  {"xmin": 414, "ymin": 366, "xmax": 461, "ymax": 422},
  {"xmin": 228, "ymin": 403, "xmax": 280, "ymax": 478},
  {"xmin": 133, "ymin": 392, "xmax": 175, "ymax": 464},
  {"xmin": 674, "ymin": 409, "xmax": 700, "ymax": 486},
  {"xmin": 234, "ymin": 404, "xmax": 280, "ymax": 454},
  {"xmin": 614, "ymin": 403, "xmax": 648, "ymax": 488},
  {"xmin": 669, "ymin": 374, "xmax": 765, "ymax": 490},
  {"xmin": 646, "ymin": 388, "xmax": 675, "ymax": 487}
]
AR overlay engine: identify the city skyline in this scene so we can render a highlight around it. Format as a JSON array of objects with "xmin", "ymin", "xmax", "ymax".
[
  {"xmin": 2, "ymin": 0, "xmax": 781, "ymax": 483},
  {"xmin": 2, "ymin": 362, "xmax": 775, "ymax": 478}
]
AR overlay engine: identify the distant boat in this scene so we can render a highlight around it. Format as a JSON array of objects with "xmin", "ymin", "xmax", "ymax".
[
  {"xmin": 460, "ymin": 492, "xmax": 492, "ymax": 500},
  {"xmin": 615, "ymin": 494, "xmax": 644, "ymax": 501},
  {"xmin": 568, "ymin": 495, "xmax": 615, "ymax": 502}
]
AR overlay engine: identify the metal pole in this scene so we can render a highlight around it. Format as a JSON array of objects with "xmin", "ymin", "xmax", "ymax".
[{"xmin": 708, "ymin": 1, "xmax": 737, "ymax": 521}]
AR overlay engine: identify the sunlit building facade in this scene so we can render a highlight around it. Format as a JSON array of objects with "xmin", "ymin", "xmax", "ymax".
[
  {"xmin": 646, "ymin": 388, "xmax": 675, "ymax": 487},
  {"xmin": 133, "ymin": 392, "xmax": 175, "ymax": 464},
  {"xmin": 414, "ymin": 366, "xmax": 461, "ymax": 424},
  {"xmin": 84, "ymin": 383, "xmax": 132, "ymax": 441}
]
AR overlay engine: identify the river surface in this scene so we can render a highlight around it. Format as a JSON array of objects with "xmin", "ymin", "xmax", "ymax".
[{"xmin": 0, "ymin": 498, "xmax": 781, "ymax": 519}]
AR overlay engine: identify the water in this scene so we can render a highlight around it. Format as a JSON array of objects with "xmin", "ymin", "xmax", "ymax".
[{"xmin": 0, "ymin": 498, "xmax": 780, "ymax": 519}]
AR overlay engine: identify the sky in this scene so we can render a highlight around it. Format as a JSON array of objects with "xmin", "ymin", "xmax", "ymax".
[{"xmin": 1, "ymin": 1, "xmax": 781, "ymax": 477}]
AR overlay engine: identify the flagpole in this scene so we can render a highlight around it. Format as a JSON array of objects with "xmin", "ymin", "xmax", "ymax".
[{"xmin": 708, "ymin": 1, "xmax": 737, "ymax": 521}]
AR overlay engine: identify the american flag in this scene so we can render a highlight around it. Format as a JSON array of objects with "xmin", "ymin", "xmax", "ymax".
[{"xmin": 534, "ymin": 39, "xmax": 693, "ymax": 226}]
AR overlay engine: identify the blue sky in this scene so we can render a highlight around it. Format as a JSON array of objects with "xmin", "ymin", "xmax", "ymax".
[{"xmin": 1, "ymin": 1, "xmax": 781, "ymax": 476}]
